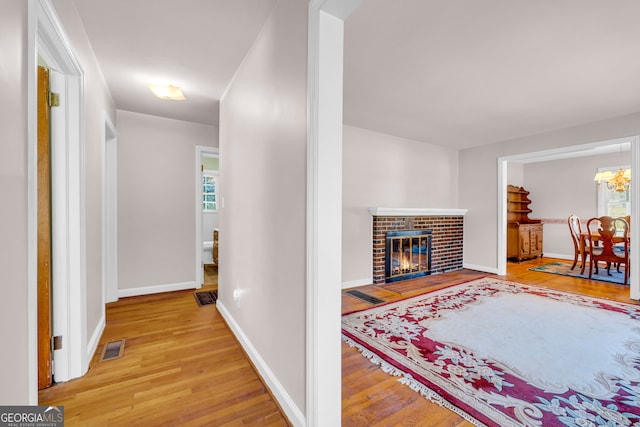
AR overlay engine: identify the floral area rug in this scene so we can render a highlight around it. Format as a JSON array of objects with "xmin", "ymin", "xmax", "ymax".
[
  {"xmin": 529, "ymin": 261, "xmax": 627, "ymax": 285},
  {"xmin": 342, "ymin": 277, "xmax": 640, "ymax": 426}
]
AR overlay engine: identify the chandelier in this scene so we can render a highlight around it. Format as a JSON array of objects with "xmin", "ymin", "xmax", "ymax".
[{"xmin": 594, "ymin": 168, "xmax": 631, "ymax": 192}]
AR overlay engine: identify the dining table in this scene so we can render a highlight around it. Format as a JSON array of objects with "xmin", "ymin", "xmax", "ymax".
[{"xmin": 578, "ymin": 231, "xmax": 629, "ymax": 275}]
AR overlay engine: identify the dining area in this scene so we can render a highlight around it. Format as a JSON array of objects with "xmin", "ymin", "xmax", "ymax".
[{"xmin": 569, "ymin": 215, "xmax": 631, "ymax": 285}]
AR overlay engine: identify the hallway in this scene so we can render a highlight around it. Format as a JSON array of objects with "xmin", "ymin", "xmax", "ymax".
[{"xmin": 39, "ymin": 282, "xmax": 288, "ymax": 426}]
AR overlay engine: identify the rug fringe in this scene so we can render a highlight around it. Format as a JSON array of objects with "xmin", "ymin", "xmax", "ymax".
[{"xmin": 342, "ymin": 334, "xmax": 486, "ymax": 427}]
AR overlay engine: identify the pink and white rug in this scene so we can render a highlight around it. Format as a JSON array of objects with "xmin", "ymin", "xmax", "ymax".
[{"xmin": 342, "ymin": 278, "xmax": 640, "ymax": 426}]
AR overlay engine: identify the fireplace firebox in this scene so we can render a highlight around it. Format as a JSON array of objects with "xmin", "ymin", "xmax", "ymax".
[{"xmin": 385, "ymin": 230, "xmax": 432, "ymax": 282}]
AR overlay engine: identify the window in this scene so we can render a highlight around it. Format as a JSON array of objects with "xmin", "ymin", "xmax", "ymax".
[
  {"xmin": 596, "ymin": 166, "xmax": 631, "ymax": 217},
  {"xmin": 203, "ymin": 172, "xmax": 218, "ymax": 212}
]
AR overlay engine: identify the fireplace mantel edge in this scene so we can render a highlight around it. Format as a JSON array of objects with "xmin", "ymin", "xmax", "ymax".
[{"xmin": 369, "ymin": 208, "xmax": 468, "ymax": 217}]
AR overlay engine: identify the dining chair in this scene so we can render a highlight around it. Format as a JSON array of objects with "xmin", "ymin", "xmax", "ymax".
[
  {"xmin": 613, "ymin": 216, "xmax": 631, "ymax": 272},
  {"xmin": 586, "ymin": 216, "xmax": 630, "ymax": 284},
  {"xmin": 567, "ymin": 215, "xmax": 584, "ymax": 270}
]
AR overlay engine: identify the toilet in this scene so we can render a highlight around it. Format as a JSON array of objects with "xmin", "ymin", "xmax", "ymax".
[{"xmin": 203, "ymin": 240, "xmax": 214, "ymax": 265}]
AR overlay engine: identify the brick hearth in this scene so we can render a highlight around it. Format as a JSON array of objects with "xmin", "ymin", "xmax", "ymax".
[{"xmin": 370, "ymin": 208, "xmax": 466, "ymax": 285}]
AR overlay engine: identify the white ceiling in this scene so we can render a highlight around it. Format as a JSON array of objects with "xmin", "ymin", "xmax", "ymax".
[
  {"xmin": 71, "ymin": 0, "xmax": 278, "ymax": 126},
  {"xmin": 71, "ymin": 0, "xmax": 640, "ymax": 150}
]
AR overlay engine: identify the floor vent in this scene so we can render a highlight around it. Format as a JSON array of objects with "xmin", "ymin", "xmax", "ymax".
[
  {"xmin": 100, "ymin": 339, "xmax": 125, "ymax": 361},
  {"xmin": 194, "ymin": 290, "xmax": 218, "ymax": 307},
  {"xmin": 344, "ymin": 289, "xmax": 385, "ymax": 305}
]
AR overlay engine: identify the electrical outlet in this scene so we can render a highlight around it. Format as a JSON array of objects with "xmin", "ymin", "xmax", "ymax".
[{"xmin": 233, "ymin": 289, "xmax": 240, "ymax": 302}]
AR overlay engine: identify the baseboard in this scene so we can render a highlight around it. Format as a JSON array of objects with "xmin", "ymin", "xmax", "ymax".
[
  {"xmin": 118, "ymin": 281, "xmax": 197, "ymax": 298},
  {"xmin": 87, "ymin": 312, "xmax": 106, "ymax": 366},
  {"xmin": 342, "ymin": 278, "xmax": 372, "ymax": 289},
  {"xmin": 216, "ymin": 300, "xmax": 305, "ymax": 427},
  {"xmin": 542, "ymin": 253, "xmax": 572, "ymax": 261},
  {"xmin": 463, "ymin": 263, "xmax": 499, "ymax": 275}
]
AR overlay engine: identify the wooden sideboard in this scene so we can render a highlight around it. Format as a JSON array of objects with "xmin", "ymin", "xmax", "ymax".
[{"xmin": 507, "ymin": 185, "xmax": 543, "ymax": 261}]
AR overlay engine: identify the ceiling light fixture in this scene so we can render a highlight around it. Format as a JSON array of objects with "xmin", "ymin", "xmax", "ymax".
[
  {"xmin": 146, "ymin": 83, "xmax": 186, "ymax": 100},
  {"xmin": 594, "ymin": 168, "xmax": 631, "ymax": 192}
]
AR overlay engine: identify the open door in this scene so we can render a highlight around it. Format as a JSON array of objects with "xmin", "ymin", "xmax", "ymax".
[{"xmin": 37, "ymin": 66, "xmax": 53, "ymax": 389}]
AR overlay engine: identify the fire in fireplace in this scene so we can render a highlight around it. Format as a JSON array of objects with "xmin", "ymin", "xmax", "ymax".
[{"xmin": 385, "ymin": 230, "xmax": 432, "ymax": 282}]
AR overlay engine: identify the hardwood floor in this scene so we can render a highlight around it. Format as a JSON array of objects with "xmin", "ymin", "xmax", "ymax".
[
  {"xmin": 341, "ymin": 257, "xmax": 640, "ymax": 426},
  {"xmin": 203, "ymin": 264, "xmax": 218, "ymax": 288},
  {"xmin": 38, "ymin": 276, "xmax": 289, "ymax": 426},
  {"xmin": 38, "ymin": 258, "xmax": 639, "ymax": 426}
]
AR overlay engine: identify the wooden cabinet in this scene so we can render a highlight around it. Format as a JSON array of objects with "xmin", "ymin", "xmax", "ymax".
[
  {"xmin": 507, "ymin": 185, "xmax": 543, "ymax": 261},
  {"xmin": 508, "ymin": 222, "xmax": 543, "ymax": 261}
]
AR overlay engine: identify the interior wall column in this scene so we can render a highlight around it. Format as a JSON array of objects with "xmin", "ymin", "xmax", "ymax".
[{"xmin": 306, "ymin": 0, "xmax": 360, "ymax": 425}]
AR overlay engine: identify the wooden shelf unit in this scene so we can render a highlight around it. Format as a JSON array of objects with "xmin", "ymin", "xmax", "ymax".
[{"xmin": 507, "ymin": 185, "xmax": 543, "ymax": 261}]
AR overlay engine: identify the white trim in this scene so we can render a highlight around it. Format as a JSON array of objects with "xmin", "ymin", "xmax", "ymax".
[
  {"xmin": 118, "ymin": 281, "xmax": 197, "ymax": 298},
  {"xmin": 217, "ymin": 301, "xmax": 305, "ymax": 427},
  {"xmin": 502, "ymin": 137, "xmax": 633, "ymax": 163},
  {"xmin": 543, "ymin": 253, "xmax": 573, "ymax": 261},
  {"xmin": 86, "ymin": 313, "xmax": 105, "ymax": 365},
  {"xmin": 462, "ymin": 263, "xmax": 499, "ymax": 275},
  {"xmin": 103, "ymin": 112, "xmax": 118, "ymax": 303},
  {"xmin": 27, "ymin": 2, "xmax": 39, "ymax": 403},
  {"xmin": 306, "ymin": 2, "xmax": 361, "ymax": 425},
  {"xmin": 630, "ymin": 136, "xmax": 640, "ymax": 299},
  {"xmin": 48, "ymin": 68, "xmax": 70, "ymax": 382},
  {"xmin": 369, "ymin": 207, "xmax": 468, "ymax": 217},
  {"xmin": 68, "ymin": 70, "xmax": 88, "ymax": 380},
  {"xmin": 195, "ymin": 146, "xmax": 219, "ymax": 288},
  {"xmin": 497, "ymin": 160, "xmax": 508, "ymax": 276},
  {"xmin": 497, "ymin": 135, "xmax": 640, "ymax": 301},
  {"xmin": 29, "ymin": 0, "xmax": 87, "ymax": 395},
  {"xmin": 342, "ymin": 278, "xmax": 372, "ymax": 289}
]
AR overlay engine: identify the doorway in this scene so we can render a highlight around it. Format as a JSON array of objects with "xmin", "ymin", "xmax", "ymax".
[
  {"xmin": 195, "ymin": 146, "xmax": 219, "ymax": 288},
  {"xmin": 29, "ymin": 0, "xmax": 88, "ymax": 401},
  {"xmin": 497, "ymin": 135, "xmax": 640, "ymax": 299}
]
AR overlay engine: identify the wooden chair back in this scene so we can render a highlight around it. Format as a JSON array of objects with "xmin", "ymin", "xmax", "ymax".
[
  {"xmin": 586, "ymin": 216, "xmax": 629, "ymax": 284},
  {"xmin": 567, "ymin": 215, "xmax": 582, "ymax": 270}
]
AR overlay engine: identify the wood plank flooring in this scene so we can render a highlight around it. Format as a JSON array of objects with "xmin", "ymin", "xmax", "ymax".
[
  {"xmin": 39, "ymin": 258, "xmax": 640, "ymax": 426},
  {"xmin": 341, "ymin": 257, "xmax": 640, "ymax": 426},
  {"xmin": 38, "ymin": 278, "xmax": 289, "ymax": 426}
]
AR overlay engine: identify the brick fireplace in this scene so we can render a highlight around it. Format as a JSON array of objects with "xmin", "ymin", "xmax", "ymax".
[{"xmin": 370, "ymin": 208, "xmax": 467, "ymax": 285}]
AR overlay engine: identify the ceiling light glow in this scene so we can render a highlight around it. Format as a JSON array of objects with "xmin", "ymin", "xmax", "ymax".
[{"xmin": 146, "ymin": 83, "xmax": 186, "ymax": 100}]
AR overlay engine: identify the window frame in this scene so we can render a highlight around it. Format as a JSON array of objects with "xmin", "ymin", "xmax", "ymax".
[{"xmin": 202, "ymin": 170, "xmax": 219, "ymax": 213}]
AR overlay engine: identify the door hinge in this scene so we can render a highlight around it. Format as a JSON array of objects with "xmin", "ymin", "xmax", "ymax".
[
  {"xmin": 52, "ymin": 335, "xmax": 62, "ymax": 351},
  {"xmin": 49, "ymin": 92, "xmax": 60, "ymax": 107}
]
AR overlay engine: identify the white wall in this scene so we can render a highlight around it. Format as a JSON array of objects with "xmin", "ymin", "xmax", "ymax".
[
  {"xmin": 202, "ymin": 213, "xmax": 218, "ymax": 264},
  {"xmin": 342, "ymin": 125, "xmax": 459, "ymax": 286},
  {"xmin": 460, "ymin": 112, "xmax": 640, "ymax": 271},
  {"xmin": 507, "ymin": 162, "xmax": 524, "ymax": 187},
  {"xmin": 117, "ymin": 110, "xmax": 218, "ymax": 294},
  {"xmin": 0, "ymin": 0, "xmax": 30, "ymax": 404},
  {"xmin": 202, "ymin": 213, "xmax": 219, "ymax": 242},
  {"xmin": 522, "ymin": 151, "xmax": 629, "ymax": 258},
  {"xmin": 218, "ymin": 0, "xmax": 307, "ymax": 418}
]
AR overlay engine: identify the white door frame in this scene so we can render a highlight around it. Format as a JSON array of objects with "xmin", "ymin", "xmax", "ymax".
[
  {"xmin": 195, "ymin": 146, "xmax": 219, "ymax": 288},
  {"xmin": 28, "ymin": 0, "xmax": 87, "ymax": 401},
  {"xmin": 103, "ymin": 113, "xmax": 118, "ymax": 303},
  {"xmin": 497, "ymin": 135, "xmax": 640, "ymax": 299}
]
